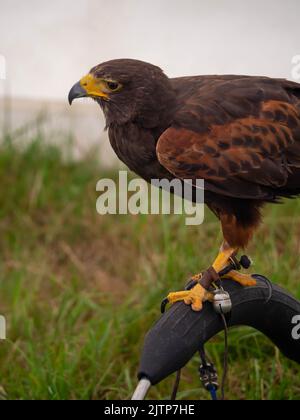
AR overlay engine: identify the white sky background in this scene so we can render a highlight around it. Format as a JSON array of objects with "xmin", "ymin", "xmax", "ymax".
[{"xmin": 0, "ymin": 0, "xmax": 299, "ymax": 100}]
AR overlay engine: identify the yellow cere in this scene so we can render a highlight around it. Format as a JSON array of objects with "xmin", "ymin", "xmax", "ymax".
[{"xmin": 79, "ymin": 74, "xmax": 110, "ymax": 100}]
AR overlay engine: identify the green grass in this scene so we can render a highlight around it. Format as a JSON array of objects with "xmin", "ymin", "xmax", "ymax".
[{"xmin": 0, "ymin": 134, "xmax": 300, "ymax": 400}]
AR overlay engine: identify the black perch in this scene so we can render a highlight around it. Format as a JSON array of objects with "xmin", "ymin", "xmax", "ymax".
[{"xmin": 134, "ymin": 276, "xmax": 300, "ymax": 397}]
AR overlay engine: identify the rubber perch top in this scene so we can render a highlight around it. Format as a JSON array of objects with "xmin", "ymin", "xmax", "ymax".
[{"xmin": 138, "ymin": 276, "xmax": 300, "ymax": 385}]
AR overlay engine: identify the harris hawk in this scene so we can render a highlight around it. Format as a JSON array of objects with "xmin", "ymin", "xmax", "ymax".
[{"xmin": 69, "ymin": 59, "xmax": 300, "ymax": 311}]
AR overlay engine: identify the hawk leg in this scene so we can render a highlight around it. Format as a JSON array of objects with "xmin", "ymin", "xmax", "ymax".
[
  {"xmin": 167, "ymin": 243, "xmax": 256, "ymax": 312},
  {"xmin": 213, "ymin": 244, "xmax": 257, "ymax": 286}
]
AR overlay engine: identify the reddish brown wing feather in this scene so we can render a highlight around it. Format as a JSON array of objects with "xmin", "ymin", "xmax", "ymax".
[{"xmin": 157, "ymin": 98, "xmax": 300, "ymax": 200}]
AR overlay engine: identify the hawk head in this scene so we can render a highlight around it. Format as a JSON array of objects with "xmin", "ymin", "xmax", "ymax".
[{"xmin": 68, "ymin": 58, "xmax": 176, "ymax": 128}]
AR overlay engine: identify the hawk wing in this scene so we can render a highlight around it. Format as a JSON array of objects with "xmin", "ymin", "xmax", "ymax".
[{"xmin": 157, "ymin": 76, "xmax": 300, "ymax": 200}]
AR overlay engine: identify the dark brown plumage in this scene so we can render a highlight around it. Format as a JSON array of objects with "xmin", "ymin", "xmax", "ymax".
[{"xmin": 69, "ymin": 59, "xmax": 300, "ymax": 250}]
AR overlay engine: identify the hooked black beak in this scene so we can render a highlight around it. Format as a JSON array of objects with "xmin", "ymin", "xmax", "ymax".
[{"xmin": 68, "ymin": 82, "xmax": 88, "ymax": 105}]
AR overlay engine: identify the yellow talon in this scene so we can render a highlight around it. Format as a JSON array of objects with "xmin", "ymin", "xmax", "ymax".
[
  {"xmin": 190, "ymin": 273, "xmax": 203, "ymax": 282},
  {"xmin": 167, "ymin": 284, "xmax": 214, "ymax": 312},
  {"xmin": 221, "ymin": 270, "xmax": 257, "ymax": 287},
  {"xmin": 166, "ymin": 242, "xmax": 255, "ymax": 313}
]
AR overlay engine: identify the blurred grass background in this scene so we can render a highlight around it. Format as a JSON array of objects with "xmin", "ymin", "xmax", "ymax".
[{"xmin": 0, "ymin": 133, "xmax": 300, "ymax": 400}]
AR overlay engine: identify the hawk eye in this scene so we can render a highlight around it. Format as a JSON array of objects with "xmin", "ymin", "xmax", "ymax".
[{"xmin": 106, "ymin": 81, "xmax": 121, "ymax": 92}]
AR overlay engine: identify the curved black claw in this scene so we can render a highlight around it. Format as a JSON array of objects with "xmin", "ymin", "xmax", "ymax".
[
  {"xmin": 185, "ymin": 279, "xmax": 198, "ymax": 291},
  {"xmin": 161, "ymin": 298, "xmax": 169, "ymax": 314}
]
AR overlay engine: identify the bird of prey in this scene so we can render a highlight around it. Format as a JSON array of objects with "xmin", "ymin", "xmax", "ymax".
[{"xmin": 69, "ymin": 59, "xmax": 300, "ymax": 311}]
